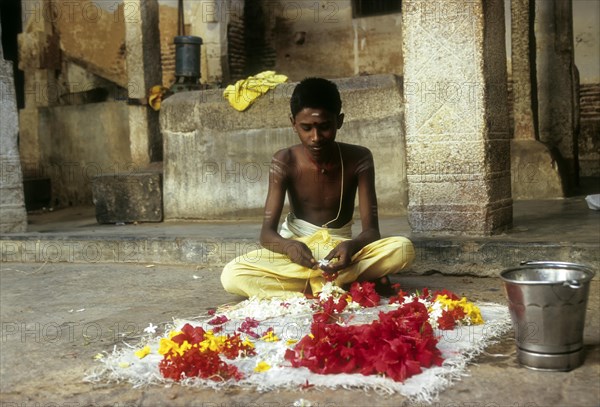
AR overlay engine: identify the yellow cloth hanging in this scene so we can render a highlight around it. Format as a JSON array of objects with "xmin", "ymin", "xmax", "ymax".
[{"xmin": 223, "ymin": 71, "xmax": 288, "ymax": 111}]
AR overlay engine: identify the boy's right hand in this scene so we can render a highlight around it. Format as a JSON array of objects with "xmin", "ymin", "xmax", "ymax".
[{"xmin": 284, "ymin": 240, "xmax": 317, "ymax": 269}]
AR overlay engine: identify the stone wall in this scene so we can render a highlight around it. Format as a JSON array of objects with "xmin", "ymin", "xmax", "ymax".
[
  {"xmin": 30, "ymin": 101, "xmax": 132, "ymax": 207},
  {"xmin": 579, "ymin": 83, "xmax": 600, "ymax": 177},
  {"xmin": 160, "ymin": 74, "xmax": 408, "ymax": 220}
]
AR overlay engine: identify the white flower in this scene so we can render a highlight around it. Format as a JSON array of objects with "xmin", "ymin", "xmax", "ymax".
[
  {"xmin": 318, "ymin": 282, "xmax": 347, "ymax": 302},
  {"xmin": 143, "ymin": 323, "xmax": 158, "ymax": 334}
]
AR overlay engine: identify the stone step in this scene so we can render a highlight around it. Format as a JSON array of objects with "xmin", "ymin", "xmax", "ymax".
[
  {"xmin": 1, "ymin": 231, "xmax": 597, "ymax": 277},
  {"xmin": 2, "ymin": 197, "xmax": 598, "ymax": 276}
]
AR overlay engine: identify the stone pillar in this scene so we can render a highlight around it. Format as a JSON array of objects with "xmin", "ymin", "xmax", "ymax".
[
  {"xmin": 124, "ymin": 0, "xmax": 163, "ymax": 165},
  {"xmin": 402, "ymin": 0, "xmax": 512, "ymax": 235},
  {"xmin": 511, "ymin": 0, "xmax": 537, "ymax": 141},
  {"xmin": 510, "ymin": 0, "xmax": 564, "ymax": 199},
  {"xmin": 1, "ymin": 22, "xmax": 28, "ymax": 233},
  {"xmin": 17, "ymin": 0, "xmax": 60, "ymax": 176},
  {"xmin": 191, "ymin": 0, "xmax": 233, "ymax": 85},
  {"xmin": 535, "ymin": 0, "xmax": 578, "ymax": 186}
]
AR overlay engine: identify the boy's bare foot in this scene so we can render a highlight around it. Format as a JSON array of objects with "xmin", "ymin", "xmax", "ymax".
[{"xmin": 372, "ymin": 276, "xmax": 396, "ymax": 297}]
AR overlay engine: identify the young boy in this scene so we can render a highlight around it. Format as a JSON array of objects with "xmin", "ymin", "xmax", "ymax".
[{"xmin": 221, "ymin": 77, "xmax": 414, "ymax": 298}]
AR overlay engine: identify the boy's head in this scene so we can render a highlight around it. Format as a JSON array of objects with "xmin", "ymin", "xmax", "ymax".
[{"xmin": 290, "ymin": 77, "xmax": 342, "ymax": 118}]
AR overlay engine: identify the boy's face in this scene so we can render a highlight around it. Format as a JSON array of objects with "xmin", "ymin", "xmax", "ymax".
[{"xmin": 291, "ymin": 107, "xmax": 344, "ymax": 161}]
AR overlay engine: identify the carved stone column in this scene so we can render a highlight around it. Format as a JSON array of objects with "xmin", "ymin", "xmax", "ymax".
[
  {"xmin": 1, "ymin": 22, "xmax": 28, "ymax": 232},
  {"xmin": 510, "ymin": 0, "xmax": 564, "ymax": 198},
  {"xmin": 124, "ymin": 0, "xmax": 163, "ymax": 165},
  {"xmin": 402, "ymin": 0, "xmax": 512, "ymax": 234}
]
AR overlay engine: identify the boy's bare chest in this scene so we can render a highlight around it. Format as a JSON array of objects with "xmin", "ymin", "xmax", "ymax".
[{"xmin": 289, "ymin": 166, "xmax": 349, "ymax": 205}]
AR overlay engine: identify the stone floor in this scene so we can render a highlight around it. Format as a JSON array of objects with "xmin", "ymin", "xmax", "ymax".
[
  {"xmin": 1, "ymin": 195, "xmax": 599, "ymax": 406},
  {"xmin": 0, "ymin": 263, "xmax": 598, "ymax": 407}
]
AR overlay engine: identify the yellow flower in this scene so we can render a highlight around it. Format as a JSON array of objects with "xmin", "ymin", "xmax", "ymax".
[
  {"xmin": 242, "ymin": 338, "xmax": 255, "ymax": 349},
  {"xmin": 435, "ymin": 295, "xmax": 485, "ymax": 325},
  {"xmin": 158, "ymin": 338, "xmax": 176, "ymax": 355},
  {"xmin": 199, "ymin": 331, "xmax": 227, "ymax": 352},
  {"xmin": 286, "ymin": 339, "xmax": 298, "ymax": 346},
  {"xmin": 261, "ymin": 330, "xmax": 280, "ymax": 342},
  {"xmin": 460, "ymin": 300, "xmax": 484, "ymax": 325},
  {"xmin": 175, "ymin": 340, "xmax": 192, "ymax": 356},
  {"xmin": 254, "ymin": 361, "xmax": 271, "ymax": 372},
  {"xmin": 168, "ymin": 330, "xmax": 182, "ymax": 339},
  {"xmin": 135, "ymin": 345, "xmax": 151, "ymax": 359}
]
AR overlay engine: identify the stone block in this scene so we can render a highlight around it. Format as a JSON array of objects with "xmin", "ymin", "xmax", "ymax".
[
  {"xmin": 92, "ymin": 172, "xmax": 163, "ymax": 224},
  {"xmin": 161, "ymin": 74, "xmax": 409, "ymax": 219}
]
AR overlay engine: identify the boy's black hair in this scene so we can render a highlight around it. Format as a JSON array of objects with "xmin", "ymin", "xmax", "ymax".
[{"xmin": 290, "ymin": 77, "xmax": 342, "ymax": 118}]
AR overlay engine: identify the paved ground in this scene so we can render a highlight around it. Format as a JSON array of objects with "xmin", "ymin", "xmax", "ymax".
[
  {"xmin": 1, "ymin": 192, "xmax": 599, "ymax": 406},
  {"xmin": 0, "ymin": 262, "xmax": 598, "ymax": 407}
]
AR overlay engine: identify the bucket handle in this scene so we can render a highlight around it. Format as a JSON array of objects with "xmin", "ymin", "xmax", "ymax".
[
  {"xmin": 563, "ymin": 280, "xmax": 582, "ymax": 289},
  {"xmin": 520, "ymin": 260, "xmax": 581, "ymax": 267},
  {"xmin": 519, "ymin": 261, "xmax": 588, "ymax": 289}
]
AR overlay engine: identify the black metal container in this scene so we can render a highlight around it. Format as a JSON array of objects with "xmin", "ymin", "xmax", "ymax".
[{"xmin": 174, "ymin": 36, "xmax": 202, "ymax": 80}]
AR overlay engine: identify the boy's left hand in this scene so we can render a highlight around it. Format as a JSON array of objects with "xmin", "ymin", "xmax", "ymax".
[{"xmin": 320, "ymin": 241, "xmax": 359, "ymax": 274}]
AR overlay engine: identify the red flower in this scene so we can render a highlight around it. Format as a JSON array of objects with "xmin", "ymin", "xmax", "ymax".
[
  {"xmin": 208, "ymin": 315, "xmax": 229, "ymax": 325},
  {"xmin": 388, "ymin": 284, "xmax": 408, "ymax": 305},
  {"xmin": 313, "ymin": 296, "xmax": 349, "ymax": 324},
  {"xmin": 285, "ymin": 300, "xmax": 443, "ymax": 382},
  {"xmin": 159, "ymin": 323, "xmax": 254, "ymax": 382},
  {"xmin": 348, "ymin": 281, "xmax": 380, "ymax": 308},
  {"xmin": 322, "ymin": 271, "xmax": 339, "ymax": 282},
  {"xmin": 437, "ymin": 307, "xmax": 466, "ymax": 330},
  {"xmin": 432, "ymin": 289, "xmax": 460, "ymax": 301},
  {"xmin": 238, "ymin": 317, "xmax": 260, "ymax": 338}
]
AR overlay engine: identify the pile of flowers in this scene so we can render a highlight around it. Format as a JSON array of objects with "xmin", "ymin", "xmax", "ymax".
[
  {"xmin": 156, "ymin": 322, "xmax": 256, "ymax": 381},
  {"xmin": 131, "ymin": 282, "xmax": 484, "ymax": 384},
  {"xmin": 388, "ymin": 287, "xmax": 485, "ymax": 331},
  {"xmin": 285, "ymin": 299, "xmax": 443, "ymax": 381},
  {"xmin": 285, "ymin": 282, "xmax": 484, "ymax": 381}
]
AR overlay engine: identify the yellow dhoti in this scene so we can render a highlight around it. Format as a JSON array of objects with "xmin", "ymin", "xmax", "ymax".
[{"xmin": 221, "ymin": 215, "xmax": 415, "ymax": 298}]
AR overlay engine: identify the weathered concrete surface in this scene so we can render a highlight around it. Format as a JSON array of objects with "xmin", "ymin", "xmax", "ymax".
[
  {"xmin": 0, "ymin": 263, "xmax": 598, "ymax": 406},
  {"xmin": 402, "ymin": 0, "xmax": 512, "ymax": 235},
  {"xmin": 51, "ymin": 0, "xmax": 128, "ymax": 87},
  {"xmin": 160, "ymin": 74, "xmax": 408, "ymax": 219}
]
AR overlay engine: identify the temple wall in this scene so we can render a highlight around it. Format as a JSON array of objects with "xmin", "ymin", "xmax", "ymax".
[{"xmin": 160, "ymin": 74, "xmax": 408, "ymax": 219}]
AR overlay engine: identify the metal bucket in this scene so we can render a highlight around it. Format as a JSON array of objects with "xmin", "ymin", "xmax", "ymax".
[{"xmin": 500, "ymin": 261, "xmax": 595, "ymax": 371}]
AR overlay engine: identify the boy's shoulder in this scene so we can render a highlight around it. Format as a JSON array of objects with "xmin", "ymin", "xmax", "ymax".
[
  {"xmin": 272, "ymin": 145, "xmax": 298, "ymax": 162},
  {"xmin": 271, "ymin": 143, "xmax": 372, "ymax": 162},
  {"xmin": 338, "ymin": 142, "xmax": 373, "ymax": 158}
]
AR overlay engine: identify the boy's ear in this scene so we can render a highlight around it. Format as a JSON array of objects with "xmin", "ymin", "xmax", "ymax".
[
  {"xmin": 337, "ymin": 113, "xmax": 345, "ymax": 129},
  {"xmin": 289, "ymin": 114, "xmax": 295, "ymax": 126}
]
